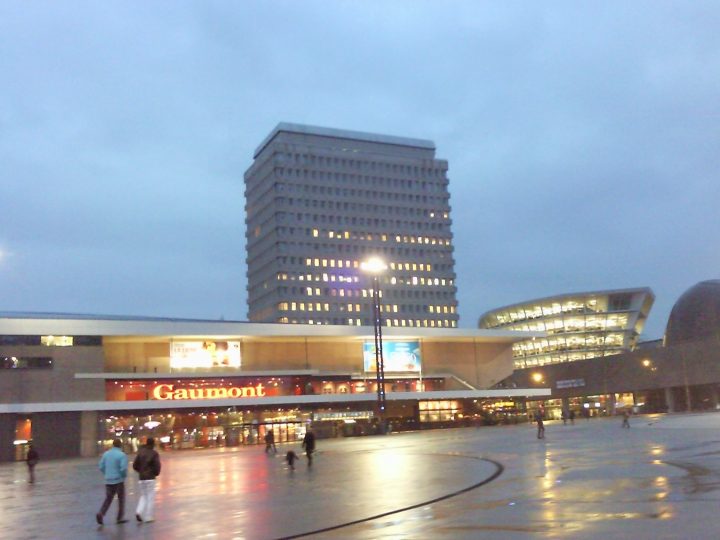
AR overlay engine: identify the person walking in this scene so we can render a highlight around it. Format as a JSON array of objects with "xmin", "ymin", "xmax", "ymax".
[
  {"xmin": 302, "ymin": 428, "xmax": 316, "ymax": 466},
  {"xmin": 286, "ymin": 450, "xmax": 298, "ymax": 470},
  {"xmin": 621, "ymin": 410, "xmax": 631, "ymax": 429},
  {"xmin": 133, "ymin": 437, "xmax": 161, "ymax": 523},
  {"xmin": 569, "ymin": 410, "xmax": 576, "ymax": 425},
  {"xmin": 26, "ymin": 445, "xmax": 39, "ymax": 484},
  {"xmin": 96, "ymin": 439, "xmax": 128, "ymax": 526},
  {"xmin": 265, "ymin": 428, "xmax": 277, "ymax": 454},
  {"xmin": 535, "ymin": 411, "xmax": 545, "ymax": 439}
]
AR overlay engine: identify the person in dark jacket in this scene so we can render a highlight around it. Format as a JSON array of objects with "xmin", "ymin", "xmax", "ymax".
[
  {"xmin": 265, "ymin": 428, "xmax": 277, "ymax": 453},
  {"xmin": 133, "ymin": 437, "xmax": 161, "ymax": 523},
  {"xmin": 26, "ymin": 445, "xmax": 39, "ymax": 484},
  {"xmin": 302, "ymin": 429, "xmax": 316, "ymax": 466}
]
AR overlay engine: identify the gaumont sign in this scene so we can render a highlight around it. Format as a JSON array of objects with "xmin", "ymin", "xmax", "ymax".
[{"xmin": 151, "ymin": 383, "xmax": 266, "ymax": 401}]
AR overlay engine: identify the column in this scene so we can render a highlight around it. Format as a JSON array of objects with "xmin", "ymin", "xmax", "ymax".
[{"xmin": 664, "ymin": 387, "xmax": 675, "ymax": 413}]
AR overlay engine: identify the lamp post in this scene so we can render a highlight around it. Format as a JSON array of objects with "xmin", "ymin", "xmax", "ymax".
[{"xmin": 361, "ymin": 257, "xmax": 388, "ymax": 422}]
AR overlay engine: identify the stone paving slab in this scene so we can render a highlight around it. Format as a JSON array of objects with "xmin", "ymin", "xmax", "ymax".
[{"xmin": 2, "ymin": 413, "xmax": 720, "ymax": 539}]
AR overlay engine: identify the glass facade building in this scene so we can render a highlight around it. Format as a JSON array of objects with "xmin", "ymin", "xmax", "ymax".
[{"xmin": 478, "ymin": 288, "xmax": 654, "ymax": 369}]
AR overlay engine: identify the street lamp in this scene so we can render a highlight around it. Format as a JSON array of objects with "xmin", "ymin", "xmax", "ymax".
[{"xmin": 361, "ymin": 256, "xmax": 388, "ymax": 420}]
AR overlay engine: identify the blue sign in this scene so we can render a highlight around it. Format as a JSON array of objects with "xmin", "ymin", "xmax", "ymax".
[{"xmin": 363, "ymin": 341, "xmax": 421, "ymax": 372}]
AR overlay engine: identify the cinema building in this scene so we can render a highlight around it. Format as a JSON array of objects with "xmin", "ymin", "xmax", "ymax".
[{"xmin": 0, "ymin": 314, "xmax": 548, "ymax": 462}]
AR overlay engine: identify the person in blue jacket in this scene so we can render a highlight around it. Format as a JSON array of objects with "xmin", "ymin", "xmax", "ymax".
[{"xmin": 96, "ymin": 439, "xmax": 129, "ymax": 526}]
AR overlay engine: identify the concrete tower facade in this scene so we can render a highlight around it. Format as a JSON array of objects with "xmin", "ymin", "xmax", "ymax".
[{"xmin": 244, "ymin": 123, "xmax": 458, "ymax": 328}]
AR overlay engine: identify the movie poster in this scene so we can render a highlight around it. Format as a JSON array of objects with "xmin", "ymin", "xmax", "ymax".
[
  {"xmin": 363, "ymin": 341, "xmax": 421, "ymax": 372},
  {"xmin": 170, "ymin": 341, "xmax": 241, "ymax": 369}
]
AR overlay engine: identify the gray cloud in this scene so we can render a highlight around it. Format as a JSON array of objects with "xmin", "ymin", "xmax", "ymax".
[{"xmin": 1, "ymin": 1, "xmax": 719, "ymax": 336}]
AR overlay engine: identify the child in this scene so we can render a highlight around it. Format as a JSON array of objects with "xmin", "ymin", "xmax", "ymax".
[{"xmin": 286, "ymin": 450, "xmax": 298, "ymax": 470}]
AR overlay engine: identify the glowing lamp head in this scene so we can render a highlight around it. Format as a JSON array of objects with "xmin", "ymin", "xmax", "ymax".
[
  {"xmin": 531, "ymin": 372, "xmax": 544, "ymax": 383},
  {"xmin": 360, "ymin": 257, "xmax": 388, "ymax": 275}
]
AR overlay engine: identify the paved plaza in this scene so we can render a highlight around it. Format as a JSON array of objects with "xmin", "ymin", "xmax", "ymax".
[{"xmin": 2, "ymin": 413, "xmax": 720, "ymax": 539}]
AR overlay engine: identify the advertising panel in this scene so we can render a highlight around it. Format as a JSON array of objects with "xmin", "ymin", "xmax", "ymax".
[
  {"xmin": 170, "ymin": 341, "xmax": 241, "ymax": 369},
  {"xmin": 363, "ymin": 341, "xmax": 421, "ymax": 372}
]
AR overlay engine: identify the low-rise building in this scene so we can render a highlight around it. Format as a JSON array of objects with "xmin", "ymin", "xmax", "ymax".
[{"xmin": 0, "ymin": 314, "xmax": 547, "ymax": 461}]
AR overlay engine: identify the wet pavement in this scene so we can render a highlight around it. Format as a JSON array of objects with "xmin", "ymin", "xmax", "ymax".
[{"xmin": 2, "ymin": 412, "xmax": 720, "ymax": 539}]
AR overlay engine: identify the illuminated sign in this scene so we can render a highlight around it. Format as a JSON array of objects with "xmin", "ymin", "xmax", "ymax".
[
  {"xmin": 151, "ymin": 383, "xmax": 265, "ymax": 400},
  {"xmin": 170, "ymin": 341, "xmax": 241, "ymax": 369},
  {"xmin": 363, "ymin": 341, "xmax": 421, "ymax": 372}
]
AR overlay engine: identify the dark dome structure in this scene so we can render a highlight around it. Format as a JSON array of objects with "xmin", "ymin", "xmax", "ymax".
[{"xmin": 665, "ymin": 280, "xmax": 720, "ymax": 345}]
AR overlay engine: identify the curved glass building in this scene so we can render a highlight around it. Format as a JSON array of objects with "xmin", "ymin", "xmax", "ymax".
[{"xmin": 478, "ymin": 288, "xmax": 655, "ymax": 369}]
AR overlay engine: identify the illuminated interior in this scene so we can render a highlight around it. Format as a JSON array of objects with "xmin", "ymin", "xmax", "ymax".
[{"xmin": 479, "ymin": 289, "xmax": 654, "ymax": 369}]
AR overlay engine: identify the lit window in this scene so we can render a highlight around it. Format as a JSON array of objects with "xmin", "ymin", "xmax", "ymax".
[
  {"xmin": 41, "ymin": 335, "xmax": 73, "ymax": 347},
  {"xmin": 312, "ymin": 229, "xmax": 319, "ymax": 237}
]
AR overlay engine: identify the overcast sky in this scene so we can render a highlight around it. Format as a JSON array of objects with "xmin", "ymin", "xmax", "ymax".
[{"xmin": 1, "ymin": 2, "xmax": 718, "ymax": 339}]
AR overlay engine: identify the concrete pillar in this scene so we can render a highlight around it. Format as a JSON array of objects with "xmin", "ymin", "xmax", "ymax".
[
  {"xmin": 80, "ymin": 411, "xmax": 99, "ymax": 457},
  {"xmin": 607, "ymin": 394, "xmax": 616, "ymax": 416},
  {"xmin": 665, "ymin": 387, "xmax": 675, "ymax": 413},
  {"xmin": 0, "ymin": 414, "xmax": 17, "ymax": 462},
  {"xmin": 710, "ymin": 386, "xmax": 720, "ymax": 410}
]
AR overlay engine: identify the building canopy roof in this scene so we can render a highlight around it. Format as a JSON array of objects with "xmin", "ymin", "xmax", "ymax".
[{"xmin": 0, "ymin": 312, "xmax": 542, "ymax": 343}]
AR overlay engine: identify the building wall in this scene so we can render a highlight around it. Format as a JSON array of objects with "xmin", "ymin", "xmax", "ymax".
[
  {"xmin": 422, "ymin": 341, "xmax": 513, "ymax": 388},
  {"xmin": 504, "ymin": 335, "xmax": 720, "ymax": 402},
  {"xmin": 102, "ymin": 337, "xmax": 516, "ymax": 388},
  {"xmin": 32, "ymin": 412, "xmax": 82, "ymax": 460},
  {"xmin": 0, "ymin": 345, "xmax": 105, "ymax": 403},
  {"xmin": 103, "ymin": 341, "xmax": 171, "ymax": 373},
  {"xmin": 0, "ymin": 414, "xmax": 15, "ymax": 461}
]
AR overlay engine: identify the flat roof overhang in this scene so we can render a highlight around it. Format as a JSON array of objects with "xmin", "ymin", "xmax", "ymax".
[
  {"xmin": 76, "ymin": 371, "xmax": 462, "ymax": 380},
  {"xmin": 0, "ymin": 388, "xmax": 552, "ymax": 414},
  {"xmin": 0, "ymin": 316, "xmax": 544, "ymax": 343}
]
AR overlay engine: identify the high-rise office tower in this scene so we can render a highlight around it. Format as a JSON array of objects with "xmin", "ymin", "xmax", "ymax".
[{"xmin": 244, "ymin": 123, "xmax": 459, "ymax": 328}]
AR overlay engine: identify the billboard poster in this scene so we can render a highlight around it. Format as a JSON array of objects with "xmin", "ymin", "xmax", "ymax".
[
  {"xmin": 170, "ymin": 341, "xmax": 241, "ymax": 369},
  {"xmin": 363, "ymin": 341, "xmax": 421, "ymax": 372}
]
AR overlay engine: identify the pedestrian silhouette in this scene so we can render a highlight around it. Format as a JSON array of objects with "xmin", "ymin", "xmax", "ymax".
[
  {"xmin": 622, "ymin": 410, "xmax": 630, "ymax": 429},
  {"xmin": 96, "ymin": 439, "xmax": 128, "ymax": 526},
  {"xmin": 26, "ymin": 445, "xmax": 39, "ymax": 484},
  {"xmin": 302, "ymin": 429, "xmax": 316, "ymax": 466},
  {"xmin": 286, "ymin": 450, "xmax": 298, "ymax": 470},
  {"xmin": 265, "ymin": 428, "xmax": 277, "ymax": 453},
  {"xmin": 535, "ymin": 411, "xmax": 545, "ymax": 439},
  {"xmin": 133, "ymin": 437, "xmax": 161, "ymax": 523}
]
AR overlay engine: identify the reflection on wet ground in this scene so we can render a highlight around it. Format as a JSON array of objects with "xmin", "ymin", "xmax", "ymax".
[{"xmin": 3, "ymin": 413, "xmax": 720, "ymax": 539}]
